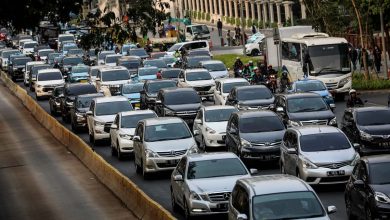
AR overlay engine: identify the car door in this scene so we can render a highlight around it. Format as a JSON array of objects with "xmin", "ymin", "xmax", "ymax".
[
  {"xmin": 214, "ymin": 81, "xmax": 222, "ymax": 105},
  {"xmin": 171, "ymin": 157, "xmax": 187, "ymax": 208},
  {"xmin": 229, "ymin": 184, "xmax": 250, "ymax": 220},
  {"xmin": 177, "ymin": 71, "xmax": 185, "ymax": 87},
  {"xmin": 285, "ymin": 131, "xmax": 299, "ymax": 175},
  {"xmin": 355, "ymin": 162, "xmax": 369, "ymax": 214},
  {"xmin": 347, "ymin": 162, "xmax": 362, "ymax": 215},
  {"xmin": 133, "ymin": 123, "xmax": 144, "ymax": 166},
  {"xmin": 110, "ymin": 114, "xmax": 120, "ymax": 148},
  {"xmin": 193, "ymin": 109, "xmax": 203, "ymax": 143},
  {"xmin": 87, "ymin": 100, "xmax": 95, "ymax": 134}
]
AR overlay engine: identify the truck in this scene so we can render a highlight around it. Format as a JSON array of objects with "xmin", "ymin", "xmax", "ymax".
[{"xmin": 265, "ymin": 26, "xmax": 352, "ymax": 99}]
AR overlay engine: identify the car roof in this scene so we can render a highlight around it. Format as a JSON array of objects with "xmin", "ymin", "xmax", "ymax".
[
  {"xmin": 94, "ymin": 96, "xmax": 129, "ymax": 103},
  {"xmin": 186, "ymin": 152, "xmax": 239, "ymax": 162},
  {"xmin": 37, "ymin": 68, "xmax": 61, "ymax": 74},
  {"xmin": 120, "ymin": 110, "xmax": 156, "ymax": 117},
  {"xmin": 200, "ymin": 60, "xmax": 223, "ymax": 65},
  {"xmin": 142, "ymin": 117, "xmax": 184, "ymax": 126},
  {"xmin": 289, "ymin": 125, "xmax": 341, "ymax": 136},
  {"xmin": 353, "ymin": 106, "xmax": 390, "ymax": 113},
  {"xmin": 235, "ymin": 110, "xmax": 277, "ymax": 118},
  {"xmin": 99, "ymin": 66, "xmax": 128, "ymax": 72},
  {"xmin": 215, "ymin": 78, "xmax": 248, "ymax": 84},
  {"xmin": 160, "ymin": 87, "xmax": 196, "ymax": 94},
  {"xmin": 203, "ymin": 105, "xmax": 237, "ymax": 111},
  {"xmin": 184, "ymin": 68, "xmax": 209, "ymax": 73},
  {"xmin": 76, "ymin": 93, "xmax": 104, "ymax": 98},
  {"xmin": 279, "ymin": 92, "xmax": 322, "ymax": 99},
  {"xmin": 362, "ymin": 155, "xmax": 390, "ymax": 164},
  {"xmin": 238, "ymin": 175, "xmax": 311, "ymax": 195}
]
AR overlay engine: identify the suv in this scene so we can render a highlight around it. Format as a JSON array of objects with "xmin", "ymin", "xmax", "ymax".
[
  {"xmin": 229, "ymin": 175, "xmax": 337, "ymax": 220},
  {"xmin": 274, "ymin": 93, "xmax": 337, "ymax": 127},
  {"xmin": 199, "ymin": 60, "xmax": 228, "ymax": 79},
  {"xmin": 177, "ymin": 68, "xmax": 215, "ymax": 99},
  {"xmin": 140, "ymin": 80, "xmax": 177, "ymax": 110},
  {"xmin": 96, "ymin": 66, "xmax": 131, "ymax": 95},
  {"xmin": 214, "ymin": 78, "xmax": 250, "ymax": 105},
  {"xmin": 340, "ymin": 107, "xmax": 390, "ymax": 155},
  {"xmin": 226, "ymin": 110, "xmax": 285, "ymax": 162},
  {"xmin": 226, "ymin": 85, "xmax": 275, "ymax": 110},
  {"xmin": 133, "ymin": 117, "xmax": 198, "ymax": 178},
  {"xmin": 0, "ymin": 49, "xmax": 20, "ymax": 70},
  {"xmin": 86, "ymin": 96, "xmax": 133, "ymax": 145},
  {"xmin": 24, "ymin": 61, "xmax": 45, "ymax": 86},
  {"xmin": 49, "ymin": 86, "xmax": 64, "ymax": 116},
  {"xmin": 70, "ymin": 93, "xmax": 104, "ymax": 132},
  {"xmin": 280, "ymin": 126, "xmax": 358, "ymax": 185},
  {"xmin": 29, "ymin": 64, "xmax": 52, "ymax": 91},
  {"xmin": 35, "ymin": 69, "xmax": 65, "ymax": 100},
  {"xmin": 8, "ymin": 56, "xmax": 32, "ymax": 81},
  {"xmin": 155, "ymin": 88, "xmax": 201, "ymax": 124}
]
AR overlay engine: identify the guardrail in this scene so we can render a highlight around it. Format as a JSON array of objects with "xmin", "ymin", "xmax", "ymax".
[{"xmin": 0, "ymin": 71, "xmax": 176, "ymax": 220}]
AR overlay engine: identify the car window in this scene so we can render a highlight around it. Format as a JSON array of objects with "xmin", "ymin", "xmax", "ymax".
[
  {"xmin": 356, "ymin": 110, "xmax": 390, "ymax": 126},
  {"xmin": 187, "ymin": 158, "xmax": 248, "ymax": 179},
  {"xmin": 135, "ymin": 124, "xmax": 144, "ymax": 140},
  {"xmin": 176, "ymin": 157, "xmax": 187, "ymax": 176},
  {"xmin": 239, "ymin": 116, "xmax": 285, "ymax": 133},
  {"xmin": 232, "ymin": 185, "xmax": 249, "ymax": 215},
  {"xmin": 300, "ymin": 133, "xmax": 351, "ymax": 152},
  {"xmin": 369, "ymin": 162, "xmax": 390, "ymax": 185}
]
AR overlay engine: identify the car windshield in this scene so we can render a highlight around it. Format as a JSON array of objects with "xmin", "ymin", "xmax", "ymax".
[
  {"xmin": 203, "ymin": 63, "xmax": 226, "ymax": 71},
  {"xmin": 187, "ymin": 57, "xmax": 211, "ymax": 68},
  {"xmin": 95, "ymin": 101, "xmax": 132, "ymax": 116},
  {"xmin": 164, "ymin": 91, "xmax": 200, "ymax": 105},
  {"xmin": 370, "ymin": 162, "xmax": 390, "ymax": 185},
  {"xmin": 63, "ymin": 57, "xmax": 83, "ymax": 65},
  {"xmin": 102, "ymin": 69, "xmax": 129, "ymax": 81},
  {"xmin": 138, "ymin": 68, "xmax": 158, "ymax": 76},
  {"xmin": 63, "ymin": 44, "xmax": 78, "ymax": 51},
  {"xmin": 308, "ymin": 43, "xmax": 350, "ymax": 76},
  {"xmin": 222, "ymin": 82, "xmax": 249, "ymax": 93},
  {"xmin": 32, "ymin": 65, "xmax": 51, "ymax": 75},
  {"xmin": 168, "ymin": 44, "xmax": 182, "ymax": 52},
  {"xmin": 287, "ymin": 97, "xmax": 329, "ymax": 113},
  {"xmin": 296, "ymin": 81, "xmax": 326, "ymax": 92},
  {"xmin": 48, "ymin": 53, "xmax": 62, "ymax": 60},
  {"xmin": 148, "ymin": 81, "xmax": 177, "ymax": 93},
  {"xmin": 205, "ymin": 108, "xmax": 237, "ymax": 122},
  {"xmin": 76, "ymin": 95, "xmax": 101, "ymax": 108},
  {"xmin": 121, "ymin": 113, "xmax": 156, "ymax": 128},
  {"xmin": 187, "ymin": 158, "xmax": 247, "ymax": 179},
  {"xmin": 144, "ymin": 122, "xmax": 192, "ymax": 142},
  {"xmin": 162, "ymin": 57, "xmax": 176, "ymax": 65},
  {"xmin": 162, "ymin": 69, "xmax": 181, "ymax": 78},
  {"xmin": 129, "ymin": 49, "xmax": 148, "ymax": 57},
  {"xmin": 144, "ymin": 60, "xmax": 167, "ymax": 68},
  {"xmin": 72, "ymin": 66, "xmax": 89, "ymax": 74},
  {"xmin": 237, "ymin": 87, "xmax": 273, "ymax": 101},
  {"xmin": 356, "ymin": 110, "xmax": 390, "ymax": 126},
  {"xmin": 106, "ymin": 55, "xmax": 121, "ymax": 63},
  {"xmin": 38, "ymin": 50, "xmax": 54, "ymax": 57},
  {"xmin": 240, "ymin": 116, "xmax": 284, "ymax": 133},
  {"xmin": 67, "ymin": 86, "xmax": 96, "ymax": 96},
  {"xmin": 38, "ymin": 72, "xmax": 63, "ymax": 81},
  {"xmin": 59, "ymin": 36, "xmax": 74, "ymax": 42},
  {"xmin": 252, "ymin": 191, "xmax": 325, "ymax": 220},
  {"xmin": 122, "ymin": 84, "xmax": 144, "ymax": 94},
  {"xmin": 13, "ymin": 58, "xmax": 31, "ymax": 65},
  {"xmin": 68, "ymin": 49, "xmax": 83, "ymax": 55},
  {"xmin": 24, "ymin": 42, "xmax": 37, "ymax": 49},
  {"xmin": 300, "ymin": 133, "xmax": 351, "ymax": 152},
  {"xmin": 186, "ymin": 71, "xmax": 212, "ymax": 81},
  {"xmin": 120, "ymin": 61, "xmax": 140, "ymax": 69}
]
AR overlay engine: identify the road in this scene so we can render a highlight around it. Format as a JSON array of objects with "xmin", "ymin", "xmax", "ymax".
[
  {"xmin": 10, "ymin": 76, "xmax": 389, "ymax": 220},
  {"xmin": 0, "ymin": 81, "xmax": 137, "ymax": 220}
]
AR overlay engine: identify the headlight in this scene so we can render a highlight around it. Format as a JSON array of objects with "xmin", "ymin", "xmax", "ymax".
[
  {"xmin": 350, "ymin": 153, "xmax": 360, "ymax": 166},
  {"xmin": 190, "ymin": 191, "xmax": 202, "ymax": 201},
  {"xmin": 205, "ymin": 127, "xmax": 216, "ymax": 134},
  {"xmin": 288, "ymin": 120, "xmax": 301, "ymax": 127},
  {"xmin": 94, "ymin": 121, "xmax": 105, "ymax": 127},
  {"xmin": 119, "ymin": 133, "xmax": 133, "ymax": 140},
  {"xmin": 339, "ymin": 77, "xmax": 351, "ymax": 87},
  {"xmin": 36, "ymin": 84, "xmax": 43, "ymax": 88},
  {"xmin": 325, "ymin": 95, "xmax": 334, "ymax": 100},
  {"xmin": 241, "ymin": 138, "xmax": 252, "ymax": 148},
  {"xmin": 145, "ymin": 149, "xmax": 158, "ymax": 158},
  {"xmin": 65, "ymin": 100, "xmax": 74, "ymax": 106},
  {"xmin": 329, "ymin": 117, "xmax": 337, "ymax": 126},
  {"xmin": 300, "ymin": 156, "xmax": 318, "ymax": 169},
  {"xmin": 164, "ymin": 108, "xmax": 175, "ymax": 116},
  {"xmin": 188, "ymin": 144, "xmax": 199, "ymax": 154},
  {"xmin": 360, "ymin": 130, "xmax": 373, "ymax": 141},
  {"xmin": 375, "ymin": 192, "xmax": 390, "ymax": 204}
]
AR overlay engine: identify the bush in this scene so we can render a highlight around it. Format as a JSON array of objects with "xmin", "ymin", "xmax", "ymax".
[
  {"xmin": 247, "ymin": 19, "xmax": 252, "ymax": 28},
  {"xmin": 206, "ymin": 13, "xmax": 211, "ymax": 21},
  {"xmin": 352, "ymin": 74, "xmax": 390, "ymax": 90},
  {"xmin": 197, "ymin": 11, "xmax": 202, "ymax": 20},
  {"xmin": 235, "ymin": 18, "xmax": 240, "ymax": 26},
  {"xmin": 214, "ymin": 54, "xmax": 264, "ymax": 69}
]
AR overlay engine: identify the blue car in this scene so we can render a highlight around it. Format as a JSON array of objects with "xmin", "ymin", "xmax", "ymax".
[
  {"xmin": 289, "ymin": 79, "xmax": 335, "ymax": 108},
  {"xmin": 136, "ymin": 66, "xmax": 158, "ymax": 81},
  {"xmin": 67, "ymin": 64, "xmax": 90, "ymax": 83},
  {"xmin": 121, "ymin": 82, "xmax": 144, "ymax": 109}
]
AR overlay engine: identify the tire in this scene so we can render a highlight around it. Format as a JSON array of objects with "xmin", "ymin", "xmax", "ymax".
[
  {"xmin": 345, "ymin": 196, "xmax": 357, "ymax": 220},
  {"xmin": 117, "ymin": 141, "xmax": 123, "ymax": 160},
  {"xmin": 251, "ymin": 50, "xmax": 259, "ymax": 56},
  {"xmin": 170, "ymin": 188, "xmax": 179, "ymax": 212},
  {"xmin": 365, "ymin": 207, "xmax": 373, "ymax": 220},
  {"xmin": 135, "ymin": 156, "xmax": 141, "ymax": 174},
  {"xmin": 183, "ymin": 199, "xmax": 191, "ymax": 220}
]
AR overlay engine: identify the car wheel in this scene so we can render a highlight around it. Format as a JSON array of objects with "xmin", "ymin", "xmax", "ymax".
[
  {"xmin": 365, "ymin": 207, "xmax": 373, "ymax": 220},
  {"xmin": 117, "ymin": 141, "xmax": 123, "ymax": 160},
  {"xmin": 135, "ymin": 156, "xmax": 141, "ymax": 174},
  {"xmin": 345, "ymin": 196, "xmax": 357, "ymax": 220},
  {"xmin": 251, "ymin": 50, "xmax": 259, "ymax": 56},
  {"xmin": 183, "ymin": 199, "xmax": 191, "ymax": 220},
  {"xmin": 170, "ymin": 188, "xmax": 179, "ymax": 212},
  {"xmin": 142, "ymin": 161, "xmax": 149, "ymax": 179},
  {"xmin": 200, "ymin": 136, "xmax": 207, "ymax": 152},
  {"xmin": 280, "ymin": 162, "xmax": 286, "ymax": 174}
]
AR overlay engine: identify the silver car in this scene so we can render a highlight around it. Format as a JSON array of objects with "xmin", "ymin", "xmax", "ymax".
[
  {"xmin": 228, "ymin": 175, "xmax": 337, "ymax": 220},
  {"xmin": 133, "ymin": 117, "xmax": 198, "ymax": 179},
  {"xmin": 170, "ymin": 152, "xmax": 256, "ymax": 218},
  {"xmin": 280, "ymin": 126, "xmax": 359, "ymax": 185}
]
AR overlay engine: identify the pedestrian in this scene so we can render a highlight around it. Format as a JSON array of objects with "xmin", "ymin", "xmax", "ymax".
[
  {"xmin": 217, "ymin": 19, "xmax": 223, "ymax": 37},
  {"xmin": 235, "ymin": 26, "xmax": 241, "ymax": 46},
  {"xmin": 252, "ymin": 24, "xmax": 256, "ymax": 34},
  {"xmin": 373, "ymin": 45, "xmax": 382, "ymax": 73},
  {"xmin": 226, "ymin": 30, "xmax": 232, "ymax": 46},
  {"xmin": 158, "ymin": 24, "xmax": 165, "ymax": 38}
]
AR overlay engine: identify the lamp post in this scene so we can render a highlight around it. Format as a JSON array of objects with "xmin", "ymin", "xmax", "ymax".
[
  {"xmin": 380, "ymin": 7, "xmax": 388, "ymax": 79},
  {"xmin": 240, "ymin": 0, "xmax": 245, "ymax": 55}
]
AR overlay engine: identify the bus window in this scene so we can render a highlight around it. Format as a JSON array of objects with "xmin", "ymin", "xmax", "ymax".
[{"xmin": 282, "ymin": 42, "xmax": 301, "ymax": 62}]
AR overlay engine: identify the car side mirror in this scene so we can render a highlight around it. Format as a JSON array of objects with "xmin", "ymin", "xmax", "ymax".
[
  {"xmin": 193, "ymin": 130, "xmax": 200, "ymax": 136},
  {"xmin": 327, "ymin": 206, "xmax": 337, "ymax": 214},
  {"xmin": 353, "ymin": 143, "xmax": 360, "ymax": 150},
  {"xmin": 111, "ymin": 124, "xmax": 118, "ymax": 129},
  {"xmin": 353, "ymin": 179, "xmax": 365, "ymax": 188},
  {"xmin": 250, "ymin": 168, "xmax": 258, "ymax": 175},
  {"xmin": 173, "ymin": 174, "xmax": 183, "ymax": 181},
  {"xmin": 132, "ymin": 135, "xmax": 141, "ymax": 142},
  {"xmin": 194, "ymin": 119, "xmax": 202, "ymax": 125},
  {"xmin": 276, "ymin": 107, "xmax": 284, "ymax": 113},
  {"xmin": 237, "ymin": 214, "xmax": 248, "ymax": 220},
  {"xmin": 86, "ymin": 111, "xmax": 93, "ymax": 116},
  {"xmin": 229, "ymin": 128, "xmax": 237, "ymax": 135},
  {"xmin": 287, "ymin": 148, "xmax": 297, "ymax": 154},
  {"xmin": 95, "ymin": 77, "xmax": 100, "ymax": 81}
]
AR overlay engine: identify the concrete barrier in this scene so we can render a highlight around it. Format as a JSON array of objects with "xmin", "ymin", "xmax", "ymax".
[{"xmin": 0, "ymin": 71, "xmax": 175, "ymax": 220}]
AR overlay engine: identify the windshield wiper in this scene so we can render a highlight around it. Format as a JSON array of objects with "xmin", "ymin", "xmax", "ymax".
[{"xmin": 294, "ymin": 107, "xmax": 318, "ymax": 113}]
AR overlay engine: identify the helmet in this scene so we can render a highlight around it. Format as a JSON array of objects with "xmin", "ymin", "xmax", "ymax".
[
  {"xmin": 268, "ymin": 65, "xmax": 273, "ymax": 69},
  {"xmin": 249, "ymin": 60, "xmax": 253, "ymax": 64},
  {"xmin": 149, "ymin": 44, "xmax": 152, "ymax": 47},
  {"xmin": 349, "ymin": 89, "xmax": 357, "ymax": 95},
  {"xmin": 236, "ymin": 57, "xmax": 240, "ymax": 60},
  {"xmin": 253, "ymin": 67, "xmax": 259, "ymax": 71}
]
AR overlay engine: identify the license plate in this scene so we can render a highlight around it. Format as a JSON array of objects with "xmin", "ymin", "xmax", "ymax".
[
  {"xmin": 217, "ymin": 203, "xmax": 228, "ymax": 209},
  {"xmin": 79, "ymin": 79, "xmax": 87, "ymax": 83},
  {"xmin": 135, "ymin": 103, "xmax": 140, "ymax": 108},
  {"xmin": 327, "ymin": 170, "xmax": 345, "ymax": 176},
  {"xmin": 379, "ymin": 142, "xmax": 390, "ymax": 147}
]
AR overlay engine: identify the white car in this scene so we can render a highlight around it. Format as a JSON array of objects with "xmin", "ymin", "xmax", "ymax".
[
  {"xmin": 35, "ymin": 69, "xmax": 65, "ymax": 100},
  {"xmin": 36, "ymin": 49, "xmax": 55, "ymax": 62},
  {"xmin": 21, "ymin": 41, "xmax": 38, "ymax": 55},
  {"xmin": 245, "ymin": 32, "xmax": 265, "ymax": 56},
  {"xmin": 1, "ymin": 49, "xmax": 20, "ymax": 70},
  {"xmin": 104, "ymin": 54, "xmax": 122, "ymax": 66},
  {"xmin": 109, "ymin": 110, "xmax": 157, "ymax": 160},
  {"xmin": 86, "ymin": 96, "xmax": 133, "ymax": 145},
  {"xmin": 177, "ymin": 68, "xmax": 215, "ymax": 99},
  {"xmin": 89, "ymin": 65, "xmax": 108, "ymax": 87},
  {"xmin": 193, "ymin": 106, "xmax": 238, "ymax": 150},
  {"xmin": 199, "ymin": 60, "xmax": 229, "ymax": 79},
  {"xmin": 95, "ymin": 66, "xmax": 132, "ymax": 95},
  {"xmin": 214, "ymin": 78, "xmax": 250, "ymax": 105},
  {"xmin": 24, "ymin": 61, "xmax": 45, "ymax": 86}
]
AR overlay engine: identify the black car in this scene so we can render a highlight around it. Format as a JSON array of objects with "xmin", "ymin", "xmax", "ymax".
[
  {"xmin": 70, "ymin": 93, "xmax": 104, "ymax": 132},
  {"xmin": 8, "ymin": 56, "xmax": 32, "ymax": 81},
  {"xmin": 155, "ymin": 87, "xmax": 201, "ymax": 124},
  {"xmin": 225, "ymin": 110, "xmax": 285, "ymax": 162},
  {"xmin": 183, "ymin": 56, "xmax": 211, "ymax": 69},
  {"xmin": 49, "ymin": 86, "xmax": 64, "ymax": 115},
  {"xmin": 273, "ymin": 93, "xmax": 337, "ymax": 127},
  {"xmin": 341, "ymin": 107, "xmax": 390, "ymax": 155},
  {"xmin": 225, "ymin": 85, "xmax": 275, "ymax": 110},
  {"xmin": 345, "ymin": 155, "xmax": 390, "ymax": 219},
  {"xmin": 140, "ymin": 79, "xmax": 177, "ymax": 110},
  {"xmin": 29, "ymin": 64, "xmax": 52, "ymax": 91},
  {"xmin": 160, "ymin": 68, "xmax": 181, "ymax": 81},
  {"xmin": 60, "ymin": 83, "xmax": 97, "ymax": 122}
]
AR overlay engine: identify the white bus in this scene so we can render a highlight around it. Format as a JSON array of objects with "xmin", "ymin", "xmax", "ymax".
[{"xmin": 266, "ymin": 26, "xmax": 352, "ymax": 99}]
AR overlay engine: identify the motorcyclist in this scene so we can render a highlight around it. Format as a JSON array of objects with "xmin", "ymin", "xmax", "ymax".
[
  {"xmin": 233, "ymin": 57, "xmax": 244, "ymax": 77},
  {"xmin": 242, "ymin": 64, "xmax": 253, "ymax": 79},
  {"xmin": 266, "ymin": 65, "xmax": 277, "ymax": 77},
  {"xmin": 346, "ymin": 89, "xmax": 364, "ymax": 108},
  {"xmin": 248, "ymin": 60, "xmax": 255, "ymax": 73},
  {"xmin": 174, "ymin": 49, "xmax": 181, "ymax": 58},
  {"xmin": 251, "ymin": 67, "xmax": 265, "ymax": 85},
  {"xmin": 279, "ymin": 70, "xmax": 290, "ymax": 93}
]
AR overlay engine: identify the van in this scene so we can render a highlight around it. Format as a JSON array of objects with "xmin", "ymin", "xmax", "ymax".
[
  {"xmin": 166, "ymin": 40, "xmax": 209, "ymax": 56},
  {"xmin": 185, "ymin": 24, "xmax": 210, "ymax": 41}
]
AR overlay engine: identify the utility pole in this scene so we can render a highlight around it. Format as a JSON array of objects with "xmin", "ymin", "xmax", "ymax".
[
  {"xmin": 380, "ymin": 7, "xmax": 388, "ymax": 79},
  {"xmin": 240, "ymin": 0, "xmax": 245, "ymax": 55}
]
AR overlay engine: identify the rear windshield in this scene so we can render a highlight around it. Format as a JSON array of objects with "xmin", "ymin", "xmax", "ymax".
[
  {"xmin": 119, "ymin": 61, "xmax": 140, "ymax": 69},
  {"xmin": 186, "ymin": 71, "xmax": 212, "ymax": 81},
  {"xmin": 222, "ymin": 82, "xmax": 249, "ymax": 93},
  {"xmin": 122, "ymin": 84, "xmax": 144, "ymax": 94},
  {"xmin": 147, "ymin": 81, "xmax": 177, "ymax": 93},
  {"xmin": 38, "ymin": 50, "xmax": 54, "ymax": 57},
  {"xmin": 38, "ymin": 72, "xmax": 63, "ymax": 81},
  {"xmin": 356, "ymin": 110, "xmax": 390, "ymax": 126},
  {"xmin": 13, "ymin": 58, "xmax": 32, "ymax": 65},
  {"xmin": 239, "ymin": 116, "xmax": 284, "ymax": 133},
  {"xmin": 162, "ymin": 69, "xmax": 181, "ymax": 78},
  {"xmin": 300, "ymin": 133, "xmax": 351, "ymax": 152},
  {"xmin": 144, "ymin": 60, "xmax": 167, "ymax": 68},
  {"xmin": 138, "ymin": 68, "xmax": 158, "ymax": 76},
  {"xmin": 237, "ymin": 87, "xmax": 273, "ymax": 101},
  {"xmin": 101, "ymin": 69, "xmax": 130, "ymax": 81},
  {"xmin": 121, "ymin": 113, "xmax": 156, "ymax": 128},
  {"xmin": 164, "ymin": 91, "xmax": 200, "ymax": 105},
  {"xmin": 63, "ymin": 57, "xmax": 83, "ymax": 65},
  {"xmin": 66, "ymin": 85, "xmax": 97, "ymax": 96},
  {"xmin": 95, "ymin": 101, "xmax": 133, "ymax": 116},
  {"xmin": 128, "ymin": 49, "xmax": 148, "ymax": 57}
]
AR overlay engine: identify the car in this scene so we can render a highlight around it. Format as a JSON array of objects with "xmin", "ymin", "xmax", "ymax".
[
  {"xmin": 140, "ymin": 79, "xmax": 177, "ymax": 110},
  {"xmin": 155, "ymin": 88, "xmax": 201, "ymax": 124},
  {"xmin": 0, "ymin": 49, "xmax": 20, "ymax": 70},
  {"xmin": 345, "ymin": 155, "xmax": 390, "ymax": 220},
  {"xmin": 166, "ymin": 41, "xmax": 210, "ymax": 57},
  {"xmin": 70, "ymin": 93, "xmax": 104, "ymax": 132},
  {"xmin": 193, "ymin": 106, "xmax": 238, "ymax": 150},
  {"xmin": 244, "ymin": 32, "xmax": 265, "ymax": 56},
  {"xmin": 160, "ymin": 55, "xmax": 177, "ymax": 68},
  {"xmin": 159, "ymin": 68, "xmax": 181, "ymax": 80},
  {"xmin": 97, "ymin": 50, "xmax": 115, "ymax": 65},
  {"xmin": 33, "ymin": 45, "xmax": 51, "ymax": 57},
  {"xmin": 8, "ymin": 56, "xmax": 32, "ymax": 81},
  {"xmin": 183, "ymin": 56, "xmax": 212, "ymax": 69},
  {"xmin": 274, "ymin": 93, "xmax": 337, "ymax": 127},
  {"xmin": 104, "ymin": 54, "xmax": 122, "ymax": 66},
  {"xmin": 60, "ymin": 56, "xmax": 83, "ymax": 75},
  {"xmin": 143, "ymin": 59, "xmax": 167, "ymax": 69},
  {"xmin": 136, "ymin": 66, "xmax": 158, "ymax": 81},
  {"xmin": 60, "ymin": 83, "xmax": 97, "ymax": 122},
  {"xmin": 21, "ymin": 41, "xmax": 37, "ymax": 55},
  {"xmin": 226, "ymin": 110, "xmax": 285, "ymax": 162},
  {"xmin": 35, "ymin": 69, "xmax": 65, "ymax": 100},
  {"xmin": 86, "ymin": 96, "xmax": 133, "ymax": 145},
  {"xmin": 66, "ymin": 48, "xmax": 84, "ymax": 57},
  {"xmin": 116, "ymin": 56, "xmax": 141, "ymax": 75},
  {"xmin": 128, "ymin": 48, "xmax": 149, "ymax": 59},
  {"xmin": 108, "ymin": 110, "xmax": 157, "ymax": 160},
  {"xmin": 225, "ymin": 85, "xmax": 275, "ymax": 110},
  {"xmin": 199, "ymin": 60, "xmax": 228, "ymax": 79},
  {"xmin": 186, "ymin": 49, "xmax": 213, "ymax": 58},
  {"xmin": 289, "ymin": 79, "xmax": 335, "ymax": 109},
  {"xmin": 66, "ymin": 64, "xmax": 90, "ymax": 83},
  {"xmin": 36, "ymin": 49, "xmax": 55, "ymax": 62},
  {"xmin": 61, "ymin": 42, "xmax": 78, "ymax": 56},
  {"xmin": 29, "ymin": 64, "xmax": 52, "ymax": 91},
  {"xmin": 120, "ymin": 43, "xmax": 136, "ymax": 55},
  {"xmin": 95, "ymin": 66, "xmax": 131, "ymax": 95},
  {"xmin": 88, "ymin": 65, "xmax": 108, "ymax": 86},
  {"xmin": 7, "ymin": 53, "xmax": 26, "ymax": 73},
  {"xmin": 214, "ymin": 78, "xmax": 250, "ymax": 105},
  {"xmin": 177, "ymin": 69, "xmax": 215, "ymax": 99},
  {"xmin": 132, "ymin": 117, "xmax": 198, "ymax": 178},
  {"xmin": 49, "ymin": 86, "xmax": 65, "ymax": 116},
  {"xmin": 280, "ymin": 125, "xmax": 359, "ymax": 184},
  {"xmin": 24, "ymin": 61, "xmax": 45, "ymax": 86},
  {"xmin": 229, "ymin": 175, "xmax": 337, "ymax": 220},
  {"xmin": 121, "ymin": 82, "xmax": 144, "ymax": 109},
  {"xmin": 340, "ymin": 107, "xmax": 390, "ymax": 155},
  {"xmin": 171, "ymin": 152, "xmax": 255, "ymax": 218},
  {"xmin": 47, "ymin": 52, "xmax": 62, "ymax": 65},
  {"xmin": 57, "ymin": 34, "xmax": 75, "ymax": 51}
]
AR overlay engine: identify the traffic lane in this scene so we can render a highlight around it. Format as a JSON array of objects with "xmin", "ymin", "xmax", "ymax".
[{"xmin": 0, "ymin": 81, "xmax": 136, "ymax": 220}]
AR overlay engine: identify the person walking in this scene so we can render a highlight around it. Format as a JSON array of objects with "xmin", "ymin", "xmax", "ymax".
[
  {"xmin": 226, "ymin": 30, "xmax": 232, "ymax": 47},
  {"xmin": 251, "ymin": 24, "xmax": 256, "ymax": 34},
  {"xmin": 217, "ymin": 19, "xmax": 223, "ymax": 37},
  {"xmin": 235, "ymin": 26, "xmax": 241, "ymax": 46},
  {"xmin": 373, "ymin": 45, "xmax": 382, "ymax": 73}
]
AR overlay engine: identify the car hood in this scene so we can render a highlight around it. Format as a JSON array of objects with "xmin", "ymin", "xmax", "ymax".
[
  {"xmin": 76, "ymin": 107, "xmax": 89, "ymax": 113},
  {"xmin": 370, "ymin": 184, "xmax": 390, "ymax": 197},
  {"xmin": 238, "ymin": 98, "xmax": 274, "ymax": 107},
  {"xmin": 186, "ymin": 80, "xmax": 215, "ymax": 87},
  {"xmin": 241, "ymin": 130, "xmax": 284, "ymax": 143},
  {"xmin": 288, "ymin": 110, "xmax": 334, "ymax": 121},
  {"xmin": 166, "ymin": 103, "xmax": 201, "ymax": 112},
  {"xmin": 123, "ymin": 93, "xmax": 140, "ymax": 100},
  {"xmin": 187, "ymin": 175, "xmax": 250, "ymax": 194},
  {"xmin": 101, "ymin": 80, "xmax": 131, "ymax": 85},
  {"xmin": 36, "ymin": 80, "xmax": 65, "ymax": 86},
  {"xmin": 358, "ymin": 124, "xmax": 390, "ymax": 136},
  {"xmin": 209, "ymin": 70, "xmax": 228, "ymax": 79},
  {"xmin": 145, "ymin": 138, "xmax": 195, "ymax": 152},
  {"xmin": 119, "ymin": 128, "xmax": 136, "ymax": 135},
  {"xmin": 204, "ymin": 121, "xmax": 228, "ymax": 134},
  {"xmin": 94, "ymin": 115, "xmax": 116, "ymax": 123},
  {"xmin": 301, "ymin": 148, "xmax": 356, "ymax": 164}
]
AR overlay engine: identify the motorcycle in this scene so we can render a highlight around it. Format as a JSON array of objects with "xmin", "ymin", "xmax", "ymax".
[
  {"xmin": 233, "ymin": 67, "xmax": 243, "ymax": 78},
  {"xmin": 279, "ymin": 77, "xmax": 290, "ymax": 93},
  {"xmin": 266, "ymin": 74, "xmax": 278, "ymax": 93}
]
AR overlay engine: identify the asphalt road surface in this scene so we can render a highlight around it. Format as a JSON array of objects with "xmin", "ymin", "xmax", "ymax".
[
  {"xmin": 0, "ymin": 81, "xmax": 137, "ymax": 220},
  {"xmin": 11, "ymin": 76, "xmax": 390, "ymax": 220}
]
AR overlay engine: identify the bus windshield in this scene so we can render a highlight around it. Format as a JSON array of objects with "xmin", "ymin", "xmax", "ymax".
[{"xmin": 307, "ymin": 44, "xmax": 350, "ymax": 76}]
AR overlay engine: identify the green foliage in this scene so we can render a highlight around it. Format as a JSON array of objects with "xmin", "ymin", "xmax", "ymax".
[
  {"xmin": 197, "ymin": 11, "xmax": 202, "ymax": 20},
  {"xmin": 206, "ymin": 13, "xmax": 211, "ymax": 21},
  {"xmin": 247, "ymin": 19, "xmax": 253, "ymax": 28},
  {"xmin": 252, "ymin": 19, "xmax": 258, "ymax": 28},
  {"xmin": 352, "ymin": 74, "xmax": 390, "ymax": 90},
  {"xmin": 214, "ymin": 54, "xmax": 263, "ymax": 69},
  {"xmin": 185, "ymin": 10, "xmax": 190, "ymax": 18},
  {"xmin": 235, "ymin": 18, "xmax": 241, "ymax": 26},
  {"xmin": 257, "ymin": 20, "xmax": 264, "ymax": 29},
  {"xmin": 271, "ymin": 22, "xmax": 278, "ymax": 28},
  {"xmin": 222, "ymin": 16, "xmax": 227, "ymax": 23},
  {"xmin": 201, "ymin": 12, "xmax": 206, "ymax": 20}
]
